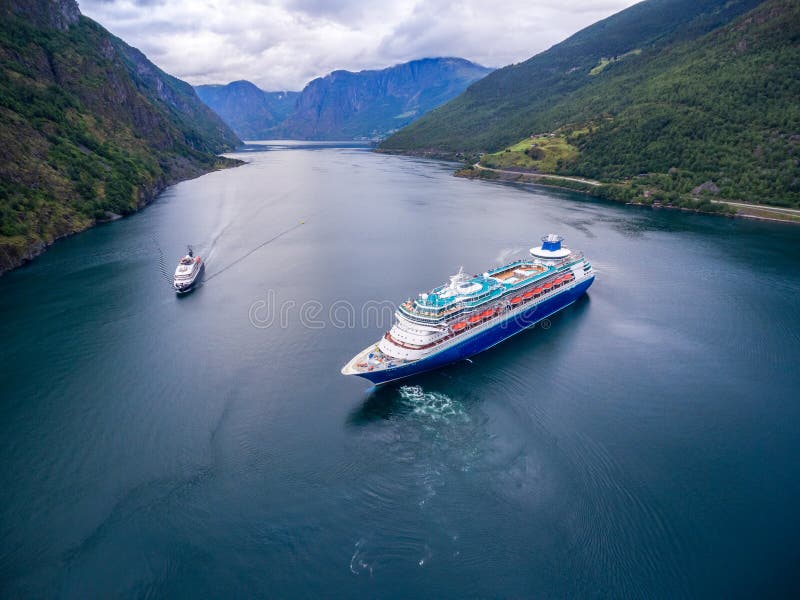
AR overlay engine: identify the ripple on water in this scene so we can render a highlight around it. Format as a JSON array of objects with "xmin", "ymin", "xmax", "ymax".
[
  {"xmin": 397, "ymin": 385, "xmax": 468, "ymax": 422},
  {"xmin": 349, "ymin": 536, "xmax": 434, "ymax": 577},
  {"xmin": 558, "ymin": 429, "xmax": 693, "ymax": 597},
  {"xmin": 342, "ymin": 385, "xmax": 489, "ymax": 575}
]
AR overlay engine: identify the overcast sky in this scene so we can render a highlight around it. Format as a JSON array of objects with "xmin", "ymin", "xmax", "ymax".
[{"xmin": 79, "ymin": 0, "xmax": 640, "ymax": 91}]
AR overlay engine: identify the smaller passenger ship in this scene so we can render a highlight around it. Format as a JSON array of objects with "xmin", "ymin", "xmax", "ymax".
[
  {"xmin": 342, "ymin": 234, "xmax": 595, "ymax": 385},
  {"xmin": 173, "ymin": 246, "xmax": 204, "ymax": 293}
]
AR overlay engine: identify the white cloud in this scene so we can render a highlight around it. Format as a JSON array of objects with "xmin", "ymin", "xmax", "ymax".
[{"xmin": 79, "ymin": 0, "xmax": 638, "ymax": 91}]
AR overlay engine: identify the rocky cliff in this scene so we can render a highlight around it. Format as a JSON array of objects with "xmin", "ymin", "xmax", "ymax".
[
  {"xmin": 195, "ymin": 81, "xmax": 298, "ymax": 140},
  {"xmin": 275, "ymin": 58, "xmax": 492, "ymax": 140},
  {"xmin": 196, "ymin": 58, "xmax": 492, "ymax": 141}
]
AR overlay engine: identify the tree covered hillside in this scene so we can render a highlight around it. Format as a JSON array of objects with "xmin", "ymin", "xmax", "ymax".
[
  {"xmin": 382, "ymin": 0, "xmax": 799, "ymax": 208},
  {"xmin": 561, "ymin": 0, "xmax": 799, "ymax": 206},
  {"xmin": 0, "ymin": 0, "xmax": 240, "ymax": 273},
  {"xmin": 381, "ymin": 0, "xmax": 764, "ymax": 153}
]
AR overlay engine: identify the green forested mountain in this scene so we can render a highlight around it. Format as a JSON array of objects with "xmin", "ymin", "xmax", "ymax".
[
  {"xmin": 0, "ymin": 0, "xmax": 241, "ymax": 274},
  {"xmin": 382, "ymin": 0, "xmax": 800, "ymax": 208}
]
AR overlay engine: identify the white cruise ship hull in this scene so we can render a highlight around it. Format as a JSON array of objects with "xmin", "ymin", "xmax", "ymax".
[{"xmin": 173, "ymin": 262, "xmax": 204, "ymax": 294}]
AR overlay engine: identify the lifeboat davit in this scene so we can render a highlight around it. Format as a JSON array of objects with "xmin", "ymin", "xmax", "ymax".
[{"xmin": 451, "ymin": 322, "xmax": 467, "ymax": 331}]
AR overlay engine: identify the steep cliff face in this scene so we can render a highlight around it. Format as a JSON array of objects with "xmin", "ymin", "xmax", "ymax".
[
  {"xmin": 0, "ymin": 0, "xmax": 241, "ymax": 274},
  {"xmin": 270, "ymin": 57, "xmax": 492, "ymax": 140},
  {"xmin": 1, "ymin": 0, "xmax": 80, "ymax": 31},
  {"xmin": 195, "ymin": 81, "xmax": 298, "ymax": 140}
]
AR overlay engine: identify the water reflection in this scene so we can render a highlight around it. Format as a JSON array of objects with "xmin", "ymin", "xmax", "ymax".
[
  {"xmin": 349, "ymin": 295, "xmax": 592, "ymax": 425},
  {"xmin": 238, "ymin": 140, "xmax": 371, "ymax": 153}
]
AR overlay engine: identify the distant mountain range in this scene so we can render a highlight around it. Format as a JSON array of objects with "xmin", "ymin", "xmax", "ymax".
[
  {"xmin": 195, "ymin": 81, "xmax": 299, "ymax": 140},
  {"xmin": 195, "ymin": 58, "xmax": 492, "ymax": 141},
  {"xmin": 0, "ymin": 0, "xmax": 240, "ymax": 274},
  {"xmin": 381, "ymin": 0, "xmax": 800, "ymax": 209}
]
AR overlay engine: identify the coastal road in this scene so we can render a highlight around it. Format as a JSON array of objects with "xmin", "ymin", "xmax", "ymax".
[
  {"xmin": 710, "ymin": 199, "xmax": 800, "ymax": 219},
  {"xmin": 474, "ymin": 163, "xmax": 799, "ymax": 222}
]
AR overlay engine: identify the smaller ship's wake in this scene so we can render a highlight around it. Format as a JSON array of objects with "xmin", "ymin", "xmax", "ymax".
[
  {"xmin": 204, "ymin": 218, "xmax": 310, "ymax": 284},
  {"xmin": 204, "ymin": 217, "xmax": 234, "ymax": 265},
  {"xmin": 151, "ymin": 235, "xmax": 175, "ymax": 287}
]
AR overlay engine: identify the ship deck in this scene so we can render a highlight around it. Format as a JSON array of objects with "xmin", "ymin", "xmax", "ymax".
[
  {"xmin": 402, "ymin": 255, "xmax": 584, "ymax": 321},
  {"xmin": 341, "ymin": 344, "xmax": 410, "ymax": 375}
]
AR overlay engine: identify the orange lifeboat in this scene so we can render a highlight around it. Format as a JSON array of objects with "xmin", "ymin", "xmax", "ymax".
[
  {"xmin": 452, "ymin": 322, "xmax": 467, "ymax": 331},
  {"xmin": 468, "ymin": 315, "xmax": 482, "ymax": 323},
  {"xmin": 543, "ymin": 282, "xmax": 553, "ymax": 289},
  {"xmin": 480, "ymin": 309, "xmax": 494, "ymax": 318},
  {"xmin": 522, "ymin": 291, "xmax": 534, "ymax": 299},
  {"xmin": 533, "ymin": 287, "xmax": 543, "ymax": 295},
  {"xmin": 510, "ymin": 296, "xmax": 522, "ymax": 304}
]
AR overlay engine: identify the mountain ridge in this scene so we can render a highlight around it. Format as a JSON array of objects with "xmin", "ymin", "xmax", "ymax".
[
  {"xmin": 195, "ymin": 81, "xmax": 299, "ymax": 140},
  {"xmin": 381, "ymin": 0, "xmax": 765, "ymax": 155},
  {"xmin": 275, "ymin": 57, "xmax": 492, "ymax": 140},
  {"xmin": 381, "ymin": 0, "xmax": 800, "ymax": 209},
  {"xmin": 0, "ymin": 0, "xmax": 241, "ymax": 274},
  {"xmin": 196, "ymin": 57, "xmax": 492, "ymax": 141}
]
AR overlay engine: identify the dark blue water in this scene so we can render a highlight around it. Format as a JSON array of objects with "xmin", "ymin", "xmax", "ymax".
[{"xmin": 1, "ymin": 142, "xmax": 799, "ymax": 598}]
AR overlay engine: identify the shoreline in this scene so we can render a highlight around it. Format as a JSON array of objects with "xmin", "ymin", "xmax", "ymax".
[
  {"xmin": 453, "ymin": 164, "xmax": 800, "ymax": 225},
  {"xmin": 0, "ymin": 156, "xmax": 244, "ymax": 277}
]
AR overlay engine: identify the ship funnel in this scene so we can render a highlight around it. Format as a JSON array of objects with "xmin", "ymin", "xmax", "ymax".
[
  {"xmin": 530, "ymin": 234, "xmax": 571, "ymax": 259},
  {"xmin": 541, "ymin": 234, "xmax": 562, "ymax": 251}
]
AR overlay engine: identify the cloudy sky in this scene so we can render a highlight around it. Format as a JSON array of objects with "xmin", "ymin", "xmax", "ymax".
[{"xmin": 80, "ymin": 0, "xmax": 639, "ymax": 91}]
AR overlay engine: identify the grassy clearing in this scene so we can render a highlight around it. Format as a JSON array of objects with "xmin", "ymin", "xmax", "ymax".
[
  {"xmin": 589, "ymin": 48, "xmax": 642, "ymax": 75},
  {"xmin": 480, "ymin": 133, "xmax": 579, "ymax": 172},
  {"xmin": 383, "ymin": 1, "xmax": 800, "ymax": 210}
]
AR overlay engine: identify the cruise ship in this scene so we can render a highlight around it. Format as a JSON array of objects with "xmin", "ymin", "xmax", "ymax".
[
  {"xmin": 342, "ymin": 235, "xmax": 595, "ymax": 385},
  {"xmin": 173, "ymin": 246, "xmax": 204, "ymax": 293}
]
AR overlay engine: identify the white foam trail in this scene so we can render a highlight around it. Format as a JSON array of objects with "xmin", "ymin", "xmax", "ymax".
[
  {"xmin": 398, "ymin": 385, "xmax": 465, "ymax": 421},
  {"xmin": 418, "ymin": 544, "xmax": 432, "ymax": 567},
  {"xmin": 205, "ymin": 218, "xmax": 233, "ymax": 263},
  {"xmin": 349, "ymin": 538, "xmax": 373, "ymax": 576}
]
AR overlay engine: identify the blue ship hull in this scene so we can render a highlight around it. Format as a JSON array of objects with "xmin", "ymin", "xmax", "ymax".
[{"xmin": 357, "ymin": 276, "xmax": 594, "ymax": 385}]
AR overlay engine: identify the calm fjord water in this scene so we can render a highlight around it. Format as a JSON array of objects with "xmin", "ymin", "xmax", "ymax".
[{"xmin": 1, "ymin": 142, "xmax": 799, "ymax": 598}]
